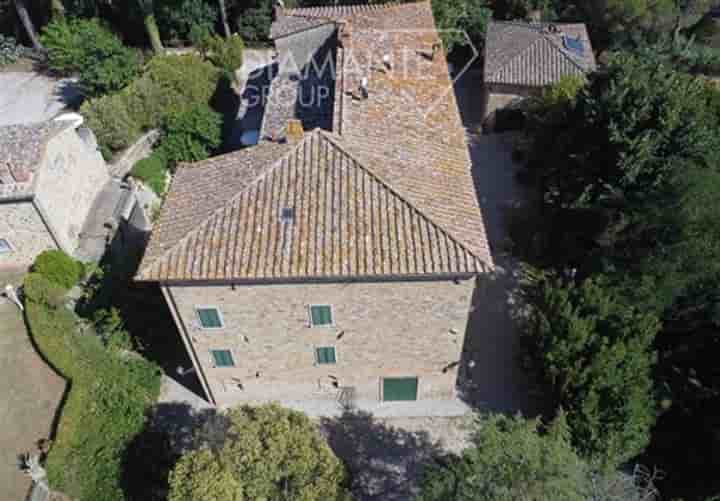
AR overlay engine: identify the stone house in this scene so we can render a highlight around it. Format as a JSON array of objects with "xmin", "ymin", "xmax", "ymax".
[
  {"xmin": 483, "ymin": 21, "xmax": 596, "ymax": 125},
  {"xmin": 136, "ymin": 2, "xmax": 494, "ymax": 412},
  {"xmin": 0, "ymin": 118, "xmax": 110, "ymax": 270}
]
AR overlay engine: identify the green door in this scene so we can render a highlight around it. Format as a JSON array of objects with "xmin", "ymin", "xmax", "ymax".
[{"xmin": 383, "ymin": 377, "xmax": 418, "ymax": 401}]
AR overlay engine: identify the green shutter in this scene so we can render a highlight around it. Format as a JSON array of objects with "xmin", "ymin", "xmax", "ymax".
[
  {"xmin": 198, "ymin": 308, "xmax": 222, "ymax": 328},
  {"xmin": 212, "ymin": 350, "xmax": 234, "ymax": 367},
  {"xmin": 310, "ymin": 305, "xmax": 333, "ymax": 326},
  {"xmin": 383, "ymin": 377, "xmax": 418, "ymax": 401},
  {"xmin": 316, "ymin": 347, "xmax": 336, "ymax": 364}
]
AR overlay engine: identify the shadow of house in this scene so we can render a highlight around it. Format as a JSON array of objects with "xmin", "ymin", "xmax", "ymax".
[{"xmin": 320, "ymin": 410, "xmax": 444, "ymax": 501}]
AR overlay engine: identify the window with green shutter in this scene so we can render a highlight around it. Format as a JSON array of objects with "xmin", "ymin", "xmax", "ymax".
[
  {"xmin": 197, "ymin": 307, "xmax": 223, "ymax": 329},
  {"xmin": 309, "ymin": 305, "xmax": 333, "ymax": 326},
  {"xmin": 382, "ymin": 377, "xmax": 418, "ymax": 401},
  {"xmin": 315, "ymin": 346, "xmax": 336, "ymax": 364},
  {"xmin": 211, "ymin": 349, "xmax": 235, "ymax": 367}
]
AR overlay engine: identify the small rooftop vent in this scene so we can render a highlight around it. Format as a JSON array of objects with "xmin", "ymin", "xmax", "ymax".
[
  {"xmin": 562, "ymin": 35, "xmax": 585, "ymax": 56},
  {"xmin": 280, "ymin": 207, "xmax": 295, "ymax": 223},
  {"xmin": 382, "ymin": 54, "xmax": 391, "ymax": 70},
  {"xmin": 359, "ymin": 77, "xmax": 369, "ymax": 99}
]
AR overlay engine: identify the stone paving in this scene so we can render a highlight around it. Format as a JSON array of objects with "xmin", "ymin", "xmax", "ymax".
[
  {"xmin": 0, "ymin": 73, "xmax": 81, "ymax": 126},
  {"xmin": 0, "ymin": 274, "xmax": 65, "ymax": 501}
]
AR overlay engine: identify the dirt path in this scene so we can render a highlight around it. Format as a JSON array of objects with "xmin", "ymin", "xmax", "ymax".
[{"xmin": 0, "ymin": 288, "xmax": 65, "ymax": 500}]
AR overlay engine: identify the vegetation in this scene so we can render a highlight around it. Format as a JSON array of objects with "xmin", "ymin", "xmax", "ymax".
[
  {"xmin": 131, "ymin": 149, "xmax": 169, "ymax": 195},
  {"xmin": 41, "ymin": 18, "xmax": 140, "ymax": 96},
  {"xmin": 431, "ymin": 0, "xmax": 491, "ymax": 52},
  {"xmin": 0, "ymin": 33, "xmax": 24, "ymax": 65},
  {"xmin": 81, "ymin": 53, "xmax": 220, "ymax": 156},
  {"xmin": 24, "ymin": 251, "xmax": 162, "ymax": 501},
  {"xmin": 156, "ymin": 0, "xmax": 217, "ymax": 45},
  {"xmin": 515, "ymin": 52, "xmax": 720, "ymax": 497},
  {"xmin": 160, "ymin": 102, "xmax": 222, "ymax": 168},
  {"xmin": 200, "ymin": 32, "xmax": 243, "ymax": 79},
  {"xmin": 31, "ymin": 249, "xmax": 85, "ymax": 289},
  {"xmin": 168, "ymin": 404, "xmax": 351, "ymax": 501}
]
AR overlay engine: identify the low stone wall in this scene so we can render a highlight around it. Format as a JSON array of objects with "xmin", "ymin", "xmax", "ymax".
[{"xmin": 109, "ymin": 129, "xmax": 160, "ymax": 179}]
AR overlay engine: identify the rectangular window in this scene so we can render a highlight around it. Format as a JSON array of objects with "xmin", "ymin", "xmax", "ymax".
[
  {"xmin": 197, "ymin": 307, "xmax": 223, "ymax": 329},
  {"xmin": 211, "ymin": 349, "xmax": 235, "ymax": 367},
  {"xmin": 0, "ymin": 238, "xmax": 12, "ymax": 254},
  {"xmin": 315, "ymin": 346, "xmax": 336, "ymax": 364},
  {"xmin": 382, "ymin": 377, "xmax": 419, "ymax": 401},
  {"xmin": 309, "ymin": 305, "xmax": 333, "ymax": 326}
]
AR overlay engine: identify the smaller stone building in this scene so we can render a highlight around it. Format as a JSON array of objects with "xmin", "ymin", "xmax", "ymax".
[
  {"xmin": 0, "ymin": 119, "xmax": 109, "ymax": 270},
  {"xmin": 483, "ymin": 21, "xmax": 596, "ymax": 126}
]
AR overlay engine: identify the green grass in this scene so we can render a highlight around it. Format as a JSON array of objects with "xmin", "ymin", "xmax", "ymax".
[{"xmin": 24, "ymin": 271, "xmax": 162, "ymax": 500}]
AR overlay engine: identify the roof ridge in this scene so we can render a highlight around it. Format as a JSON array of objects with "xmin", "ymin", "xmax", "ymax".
[
  {"xmin": 317, "ymin": 130, "xmax": 489, "ymax": 269},
  {"xmin": 488, "ymin": 32, "xmax": 584, "ymax": 81},
  {"xmin": 137, "ymin": 139, "xmax": 303, "ymax": 279}
]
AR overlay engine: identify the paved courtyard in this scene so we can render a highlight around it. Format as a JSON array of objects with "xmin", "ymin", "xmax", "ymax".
[
  {"xmin": 0, "ymin": 72, "xmax": 80, "ymax": 126},
  {"xmin": 0, "ymin": 276, "xmax": 65, "ymax": 501}
]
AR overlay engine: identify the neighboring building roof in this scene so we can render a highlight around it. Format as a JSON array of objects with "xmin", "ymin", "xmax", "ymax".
[
  {"xmin": 0, "ymin": 121, "xmax": 72, "ymax": 200},
  {"xmin": 484, "ymin": 21, "xmax": 596, "ymax": 87},
  {"xmin": 270, "ymin": 14, "xmax": 332, "ymax": 39},
  {"xmin": 137, "ymin": 1, "xmax": 493, "ymax": 282}
]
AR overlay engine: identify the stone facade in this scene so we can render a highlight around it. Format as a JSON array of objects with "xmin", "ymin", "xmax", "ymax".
[
  {"xmin": 0, "ymin": 125, "xmax": 109, "ymax": 269},
  {"xmin": 33, "ymin": 127, "xmax": 110, "ymax": 254},
  {"xmin": 0, "ymin": 201, "xmax": 55, "ymax": 271},
  {"xmin": 164, "ymin": 277, "xmax": 476, "ymax": 408}
]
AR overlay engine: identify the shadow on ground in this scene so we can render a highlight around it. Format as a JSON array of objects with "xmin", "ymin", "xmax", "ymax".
[{"xmin": 320, "ymin": 410, "xmax": 444, "ymax": 501}]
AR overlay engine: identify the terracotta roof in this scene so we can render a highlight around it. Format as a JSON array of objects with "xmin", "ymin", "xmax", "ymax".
[
  {"xmin": 0, "ymin": 121, "xmax": 72, "ymax": 200},
  {"xmin": 277, "ymin": 3, "xmax": 399, "ymax": 22},
  {"xmin": 137, "ymin": 130, "xmax": 487, "ymax": 281},
  {"xmin": 484, "ymin": 21, "xmax": 595, "ymax": 87},
  {"xmin": 137, "ymin": 1, "xmax": 493, "ymax": 282}
]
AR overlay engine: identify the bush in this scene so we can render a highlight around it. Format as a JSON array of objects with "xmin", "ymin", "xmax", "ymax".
[
  {"xmin": 81, "ymin": 93, "xmax": 141, "ymax": 158},
  {"xmin": 201, "ymin": 34, "xmax": 244, "ymax": 79},
  {"xmin": 0, "ymin": 34, "xmax": 24, "ymax": 66},
  {"xmin": 24, "ymin": 263, "xmax": 162, "ymax": 501},
  {"xmin": 131, "ymin": 150, "xmax": 169, "ymax": 195},
  {"xmin": 32, "ymin": 250, "xmax": 84, "ymax": 289},
  {"xmin": 236, "ymin": 0, "xmax": 272, "ymax": 42},
  {"xmin": 161, "ymin": 103, "xmax": 223, "ymax": 168},
  {"xmin": 41, "ymin": 18, "xmax": 140, "ymax": 97}
]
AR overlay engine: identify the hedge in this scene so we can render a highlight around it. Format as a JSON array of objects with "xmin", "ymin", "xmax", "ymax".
[
  {"xmin": 31, "ymin": 249, "xmax": 85, "ymax": 289},
  {"xmin": 24, "ymin": 256, "xmax": 162, "ymax": 501},
  {"xmin": 131, "ymin": 150, "xmax": 169, "ymax": 195}
]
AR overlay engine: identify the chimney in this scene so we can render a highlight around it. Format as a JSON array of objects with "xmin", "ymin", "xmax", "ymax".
[{"xmin": 286, "ymin": 119, "xmax": 304, "ymax": 141}]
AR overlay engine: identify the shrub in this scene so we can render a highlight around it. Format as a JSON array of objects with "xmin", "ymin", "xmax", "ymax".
[
  {"xmin": 32, "ymin": 250, "xmax": 84, "ymax": 289},
  {"xmin": 201, "ymin": 34, "xmax": 244, "ymax": 79},
  {"xmin": 24, "ymin": 263, "xmax": 162, "ymax": 501},
  {"xmin": 41, "ymin": 18, "xmax": 140, "ymax": 97},
  {"xmin": 236, "ymin": 0, "xmax": 272, "ymax": 42},
  {"xmin": 80, "ymin": 93, "xmax": 141, "ymax": 158},
  {"xmin": 161, "ymin": 103, "xmax": 223, "ymax": 168},
  {"xmin": 131, "ymin": 150, "xmax": 169, "ymax": 195},
  {"xmin": 0, "ymin": 34, "xmax": 24, "ymax": 66}
]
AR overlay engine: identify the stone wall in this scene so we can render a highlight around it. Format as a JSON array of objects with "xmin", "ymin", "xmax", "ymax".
[
  {"xmin": 0, "ymin": 201, "xmax": 55, "ymax": 271},
  {"xmin": 167, "ymin": 278, "xmax": 477, "ymax": 408},
  {"xmin": 33, "ymin": 126, "xmax": 110, "ymax": 254}
]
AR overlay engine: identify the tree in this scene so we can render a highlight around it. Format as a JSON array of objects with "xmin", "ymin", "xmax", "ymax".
[
  {"xmin": 521, "ymin": 270, "xmax": 659, "ymax": 467},
  {"xmin": 168, "ymin": 404, "xmax": 351, "ymax": 501},
  {"xmin": 417, "ymin": 412, "xmax": 591, "ymax": 501},
  {"xmin": 431, "ymin": 0, "xmax": 491, "ymax": 52},
  {"xmin": 13, "ymin": 0, "xmax": 44, "ymax": 51},
  {"xmin": 137, "ymin": 0, "xmax": 163, "ymax": 53},
  {"xmin": 218, "ymin": 0, "xmax": 230, "ymax": 37}
]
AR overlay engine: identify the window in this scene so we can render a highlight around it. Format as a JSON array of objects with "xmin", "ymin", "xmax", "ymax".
[
  {"xmin": 382, "ymin": 377, "xmax": 418, "ymax": 401},
  {"xmin": 309, "ymin": 305, "xmax": 333, "ymax": 327},
  {"xmin": 280, "ymin": 207, "xmax": 295, "ymax": 223},
  {"xmin": 197, "ymin": 307, "xmax": 223, "ymax": 329},
  {"xmin": 315, "ymin": 346, "xmax": 336, "ymax": 364},
  {"xmin": 0, "ymin": 238, "xmax": 12, "ymax": 254},
  {"xmin": 211, "ymin": 349, "xmax": 235, "ymax": 367}
]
